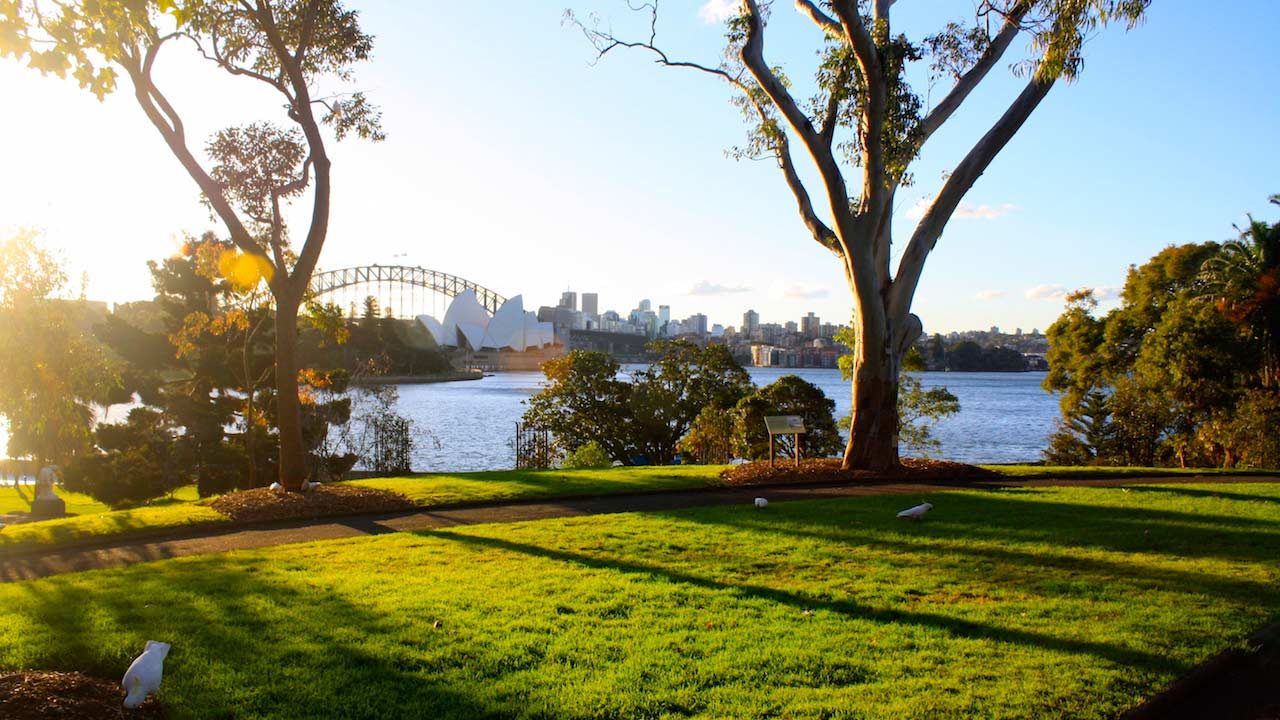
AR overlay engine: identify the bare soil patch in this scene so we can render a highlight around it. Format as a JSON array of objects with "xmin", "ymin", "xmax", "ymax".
[
  {"xmin": 206, "ymin": 483, "xmax": 416, "ymax": 524},
  {"xmin": 0, "ymin": 671, "xmax": 163, "ymax": 719},
  {"xmin": 719, "ymin": 458, "xmax": 1000, "ymax": 487}
]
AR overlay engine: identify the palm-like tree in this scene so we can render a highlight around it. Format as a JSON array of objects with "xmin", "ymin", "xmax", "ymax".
[{"xmin": 1200, "ymin": 195, "xmax": 1280, "ymax": 388}]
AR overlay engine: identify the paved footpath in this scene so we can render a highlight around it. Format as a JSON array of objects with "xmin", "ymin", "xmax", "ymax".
[{"xmin": 3, "ymin": 475, "xmax": 1276, "ymax": 583}]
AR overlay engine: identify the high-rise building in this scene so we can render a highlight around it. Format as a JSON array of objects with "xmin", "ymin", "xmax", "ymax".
[
  {"xmin": 743, "ymin": 309, "xmax": 759, "ymax": 335},
  {"xmin": 581, "ymin": 293, "xmax": 598, "ymax": 316},
  {"xmin": 687, "ymin": 313, "xmax": 708, "ymax": 338},
  {"xmin": 638, "ymin": 299, "xmax": 652, "ymax": 312},
  {"xmin": 801, "ymin": 312, "xmax": 821, "ymax": 338},
  {"xmin": 658, "ymin": 304, "xmax": 670, "ymax": 325},
  {"xmin": 559, "ymin": 291, "xmax": 577, "ymax": 311}
]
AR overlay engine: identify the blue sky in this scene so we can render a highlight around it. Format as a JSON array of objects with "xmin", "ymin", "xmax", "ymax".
[{"xmin": 1, "ymin": 0, "xmax": 1277, "ymax": 334}]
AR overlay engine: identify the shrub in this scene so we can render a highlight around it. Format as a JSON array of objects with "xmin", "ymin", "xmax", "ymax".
[
  {"xmin": 735, "ymin": 375, "xmax": 841, "ymax": 460},
  {"xmin": 678, "ymin": 406, "xmax": 738, "ymax": 464},
  {"xmin": 63, "ymin": 408, "xmax": 189, "ymax": 508},
  {"xmin": 561, "ymin": 441, "xmax": 612, "ymax": 469}
]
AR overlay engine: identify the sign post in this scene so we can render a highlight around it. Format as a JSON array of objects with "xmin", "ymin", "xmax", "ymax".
[{"xmin": 763, "ymin": 415, "xmax": 807, "ymax": 468}]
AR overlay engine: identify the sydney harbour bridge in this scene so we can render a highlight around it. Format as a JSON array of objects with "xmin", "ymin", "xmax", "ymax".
[{"xmin": 309, "ymin": 264, "xmax": 507, "ymax": 320}]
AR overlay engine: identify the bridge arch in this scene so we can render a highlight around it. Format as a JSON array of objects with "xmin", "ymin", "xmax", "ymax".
[{"xmin": 309, "ymin": 265, "xmax": 507, "ymax": 316}]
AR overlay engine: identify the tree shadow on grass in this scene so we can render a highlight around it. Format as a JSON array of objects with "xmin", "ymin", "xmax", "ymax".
[
  {"xmin": 688, "ymin": 490, "xmax": 1280, "ymax": 564},
  {"xmin": 425, "ymin": 529, "xmax": 1185, "ymax": 677},
  {"xmin": 669, "ymin": 509, "xmax": 1280, "ymax": 607},
  {"xmin": 1115, "ymin": 484, "xmax": 1280, "ymax": 507},
  {"xmin": 2, "ymin": 557, "xmax": 504, "ymax": 720}
]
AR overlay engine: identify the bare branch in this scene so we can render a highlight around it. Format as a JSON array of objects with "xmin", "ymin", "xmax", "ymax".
[
  {"xmin": 794, "ymin": 0, "xmax": 840, "ymax": 36},
  {"xmin": 890, "ymin": 75, "xmax": 1056, "ymax": 320},
  {"xmin": 740, "ymin": 0, "xmax": 854, "ymax": 250},
  {"xmin": 829, "ymin": 0, "xmax": 888, "ymax": 223},
  {"xmin": 917, "ymin": 2, "xmax": 1032, "ymax": 149}
]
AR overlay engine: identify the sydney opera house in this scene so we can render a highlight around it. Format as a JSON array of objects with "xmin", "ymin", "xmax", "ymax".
[{"xmin": 416, "ymin": 290, "xmax": 556, "ymax": 352}]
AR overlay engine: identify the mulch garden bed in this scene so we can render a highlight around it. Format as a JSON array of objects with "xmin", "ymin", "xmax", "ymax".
[
  {"xmin": 720, "ymin": 457, "xmax": 1001, "ymax": 487},
  {"xmin": 206, "ymin": 484, "xmax": 416, "ymax": 524},
  {"xmin": 0, "ymin": 671, "xmax": 163, "ymax": 718}
]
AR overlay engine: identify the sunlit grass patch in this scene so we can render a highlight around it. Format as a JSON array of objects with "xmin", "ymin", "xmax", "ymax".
[
  {"xmin": 2, "ymin": 483, "xmax": 1277, "ymax": 719},
  {"xmin": 346, "ymin": 465, "xmax": 727, "ymax": 507},
  {"xmin": 0, "ymin": 504, "xmax": 227, "ymax": 552}
]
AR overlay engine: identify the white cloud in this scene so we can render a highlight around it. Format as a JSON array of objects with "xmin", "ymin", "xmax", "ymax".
[
  {"xmin": 904, "ymin": 199, "xmax": 1019, "ymax": 221},
  {"xmin": 955, "ymin": 202, "xmax": 1018, "ymax": 220},
  {"xmin": 1025, "ymin": 284, "xmax": 1068, "ymax": 302},
  {"xmin": 698, "ymin": 0, "xmax": 737, "ymax": 23},
  {"xmin": 775, "ymin": 282, "xmax": 830, "ymax": 301},
  {"xmin": 688, "ymin": 280, "xmax": 751, "ymax": 296},
  {"xmin": 1093, "ymin": 286, "xmax": 1123, "ymax": 301},
  {"xmin": 975, "ymin": 289, "xmax": 1006, "ymax": 301}
]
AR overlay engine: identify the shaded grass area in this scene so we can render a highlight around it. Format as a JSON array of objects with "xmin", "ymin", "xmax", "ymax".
[
  {"xmin": 347, "ymin": 465, "xmax": 728, "ymax": 507},
  {"xmin": 978, "ymin": 464, "xmax": 1275, "ymax": 478},
  {"xmin": 1, "ymin": 483, "xmax": 1277, "ymax": 719}
]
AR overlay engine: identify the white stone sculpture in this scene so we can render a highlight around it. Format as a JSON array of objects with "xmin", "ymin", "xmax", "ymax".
[
  {"xmin": 896, "ymin": 502, "xmax": 933, "ymax": 520},
  {"xmin": 754, "ymin": 497, "xmax": 769, "ymax": 508},
  {"xmin": 35, "ymin": 465, "xmax": 59, "ymax": 500},
  {"xmin": 122, "ymin": 640, "xmax": 170, "ymax": 708}
]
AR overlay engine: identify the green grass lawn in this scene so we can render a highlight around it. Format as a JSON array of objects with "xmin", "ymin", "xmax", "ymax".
[
  {"xmin": 0, "ymin": 484, "xmax": 109, "ymax": 516},
  {"xmin": 2, "ymin": 482, "xmax": 1277, "ymax": 719},
  {"xmin": 978, "ymin": 464, "xmax": 1277, "ymax": 478},
  {"xmin": 347, "ymin": 465, "xmax": 728, "ymax": 507},
  {"xmin": 3, "ymin": 464, "xmax": 1275, "ymax": 555},
  {"xmin": 0, "ymin": 484, "xmax": 216, "ymax": 554}
]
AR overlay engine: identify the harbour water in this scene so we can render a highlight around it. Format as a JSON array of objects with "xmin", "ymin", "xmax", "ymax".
[
  {"xmin": 0, "ymin": 370, "xmax": 1060, "ymax": 473},
  {"xmin": 396, "ymin": 369, "xmax": 1060, "ymax": 472}
]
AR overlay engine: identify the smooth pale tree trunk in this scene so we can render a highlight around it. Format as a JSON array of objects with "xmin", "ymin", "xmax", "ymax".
[
  {"xmin": 842, "ymin": 281, "xmax": 905, "ymax": 471},
  {"xmin": 273, "ymin": 297, "xmax": 308, "ymax": 490},
  {"xmin": 844, "ymin": 354, "xmax": 901, "ymax": 470}
]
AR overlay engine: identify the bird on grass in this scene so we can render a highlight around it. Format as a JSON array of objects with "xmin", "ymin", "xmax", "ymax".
[
  {"xmin": 896, "ymin": 502, "xmax": 933, "ymax": 521},
  {"xmin": 122, "ymin": 640, "xmax": 170, "ymax": 708},
  {"xmin": 754, "ymin": 497, "xmax": 769, "ymax": 508}
]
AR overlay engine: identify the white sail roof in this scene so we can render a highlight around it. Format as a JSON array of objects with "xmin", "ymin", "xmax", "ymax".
[
  {"xmin": 440, "ymin": 289, "xmax": 491, "ymax": 348},
  {"xmin": 483, "ymin": 295, "xmax": 526, "ymax": 351},
  {"xmin": 415, "ymin": 314, "xmax": 445, "ymax": 346}
]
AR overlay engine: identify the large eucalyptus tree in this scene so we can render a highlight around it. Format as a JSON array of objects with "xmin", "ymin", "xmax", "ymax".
[
  {"xmin": 1, "ymin": 0, "xmax": 383, "ymax": 489},
  {"xmin": 574, "ymin": 0, "xmax": 1148, "ymax": 469}
]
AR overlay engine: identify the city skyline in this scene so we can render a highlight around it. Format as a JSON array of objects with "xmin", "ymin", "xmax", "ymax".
[{"xmin": 1, "ymin": 2, "xmax": 1277, "ymax": 335}]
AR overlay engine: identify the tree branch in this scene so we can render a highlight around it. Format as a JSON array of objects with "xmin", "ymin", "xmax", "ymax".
[
  {"xmin": 829, "ymin": 0, "xmax": 888, "ymax": 227},
  {"xmin": 890, "ymin": 75, "xmax": 1056, "ymax": 321},
  {"xmin": 740, "ymin": 0, "xmax": 854, "ymax": 253},
  {"xmin": 251, "ymin": 0, "xmax": 332, "ymax": 296},
  {"xmin": 917, "ymin": 2, "xmax": 1031, "ymax": 149},
  {"xmin": 794, "ymin": 0, "xmax": 840, "ymax": 36},
  {"xmin": 121, "ymin": 49, "xmax": 274, "ymax": 287}
]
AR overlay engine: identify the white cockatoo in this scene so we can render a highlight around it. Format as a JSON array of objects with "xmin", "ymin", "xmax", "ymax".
[
  {"xmin": 754, "ymin": 497, "xmax": 769, "ymax": 508},
  {"xmin": 122, "ymin": 640, "xmax": 170, "ymax": 708},
  {"xmin": 896, "ymin": 502, "xmax": 933, "ymax": 520}
]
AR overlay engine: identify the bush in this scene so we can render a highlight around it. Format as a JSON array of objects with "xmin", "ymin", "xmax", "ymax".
[
  {"xmin": 678, "ymin": 406, "xmax": 738, "ymax": 464},
  {"xmin": 561, "ymin": 441, "xmax": 612, "ymax": 469},
  {"xmin": 735, "ymin": 375, "xmax": 841, "ymax": 460},
  {"xmin": 62, "ymin": 408, "xmax": 189, "ymax": 508}
]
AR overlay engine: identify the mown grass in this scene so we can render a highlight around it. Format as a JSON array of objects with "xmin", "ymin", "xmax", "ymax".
[
  {"xmin": 3, "ymin": 464, "xmax": 1274, "ymax": 555},
  {"xmin": 0, "ymin": 484, "xmax": 109, "ymax": 516},
  {"xmin": 347, "ymin": 465, "xmax": 727, "ymax": 507},
  {"xmin": 979, "ymin": 464, "xmax": 1276, "ymax": 478},
  {"xmin": 2, "ymin": 483, "xmax": 1277, "ymax": 719},
  {"xmin": 0, "ymin": 504, "xmax": 227, "ymax": 553}
]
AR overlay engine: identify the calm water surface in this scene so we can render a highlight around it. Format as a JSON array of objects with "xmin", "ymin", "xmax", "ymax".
[
  {"xmin": 397, "ymin": 368, "xmax": 1059, "ymax": 472},
  {"xmin": 0, "ymin": 370, "xmax": 1059, "ymax": 472}
]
